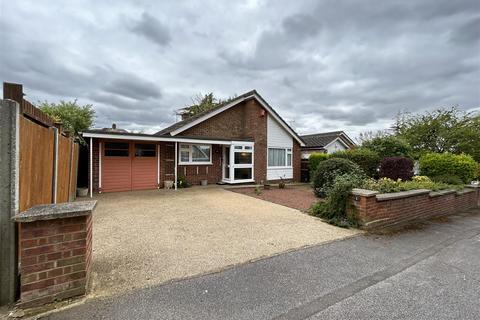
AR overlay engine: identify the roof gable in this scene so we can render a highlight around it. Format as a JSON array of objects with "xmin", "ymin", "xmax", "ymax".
[
  {"xmin": 300, "ymin": 131, "xmax": 355, "ymax": 149},
  {"xmin": 155, "ymin": 90, "xmax": 305, "ymax": 146}
]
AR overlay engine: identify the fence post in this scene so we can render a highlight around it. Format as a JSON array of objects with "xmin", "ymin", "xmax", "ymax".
[{"xmin": 0, "ymin": 99, "xmax": 20, "ymax": 305}]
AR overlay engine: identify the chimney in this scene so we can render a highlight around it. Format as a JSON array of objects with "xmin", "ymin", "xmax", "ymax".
[{"xmin": 112, "ymin": 123, "xmax": 117, "ymax": 130}]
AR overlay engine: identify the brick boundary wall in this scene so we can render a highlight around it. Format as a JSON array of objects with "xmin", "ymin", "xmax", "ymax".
[
  {"xmin": 349, "ymin": 186, "xmax": 479, "ymax": 230},
  {"xmin": 13, "ymin": 201, "xmax": 96, "ymax": 308}
]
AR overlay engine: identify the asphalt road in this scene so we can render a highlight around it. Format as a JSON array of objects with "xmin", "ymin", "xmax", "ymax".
[{"xmin": 41, "ymin": 208, "xmax": 480, "ymax": 320}]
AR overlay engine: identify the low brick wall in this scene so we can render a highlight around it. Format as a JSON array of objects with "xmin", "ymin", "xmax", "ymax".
[
  {"xmin": 13, "ymin": 201, "xmax": 96, "ymax": 308},
  {"xmin": 349, "ymin": 186, "xmax": 479, "ymax": 230}
]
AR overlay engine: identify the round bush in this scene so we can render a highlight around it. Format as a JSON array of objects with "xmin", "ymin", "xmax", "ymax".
[
  {"xmin": 419, "ymin": 153, "xmax": 477, "ymax": 183},
  {"xmin": 379, "ymin": 157, "xmax": 414, "ymax": 181},
  {"xmin": 331, "ymin": 148, "xmax": 380, "ymax": 178},
  {"xmin": 362, "ymin": 135, "xmax": 412, "ymax": 159},
  {"xmin": 308, "ymin": 153, "xmax": 330, "ymax": 179},
  {"xmin": 312, "ymin": 158, "xmax": 364, "ymax": 197}
]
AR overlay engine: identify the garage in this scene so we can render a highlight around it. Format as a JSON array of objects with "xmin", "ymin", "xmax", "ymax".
[{"xmin": 101, "ymin": 141, "xmax": 158, "ymax": 192}]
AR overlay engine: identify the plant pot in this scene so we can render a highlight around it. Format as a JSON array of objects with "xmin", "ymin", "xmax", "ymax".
[
  {"xmin": 279, "ymin": 182, "xmax": 286, "ymax": 189},
  {"xmin": 77, "ymin": 187, "xmax": 88, "ymax": 197},
  {"xmin": 200, "ymin": 179, "xmax": 208, "ymax": 186},
  {"xmin": 164, "ymin": 180, "xmax": 174, "ymax": 189}
]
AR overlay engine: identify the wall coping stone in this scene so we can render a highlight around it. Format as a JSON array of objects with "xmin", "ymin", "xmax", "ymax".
[
  {"xmin": 429, "ymin": 190, "xmax": 456, "ymax": 198},
  {"xmin": 456, "ymin": 188, "xmax": 476, "ymax": 195},
  {"xmin": 351, "ymin": 188, "xmax": 379, "ymax": 197},
  {"xmin": 12, "ymin": 201, "xmax": 97, "ymax": 222},
  {"xmin": 376, "ymin": 189, "xmax": 431, "ymax": 202}
]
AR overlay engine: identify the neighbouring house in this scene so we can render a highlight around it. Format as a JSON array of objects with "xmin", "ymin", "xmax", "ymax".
[
  {"xmin": 300, "ymin": 131, "xmax": 356, "ymax": 159},
  {"xmin": 82, "ymin": 90, "xmax": 305, "ymax": 194}
]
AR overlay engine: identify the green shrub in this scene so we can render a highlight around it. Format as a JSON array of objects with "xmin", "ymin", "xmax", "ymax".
[
  {"xmin": 310, "ymin": 173, "xmax": 364, "ymax": 228},
  {"xmin": 419, "ymin": 153, "xmax": 477, "ymax": 183},
  {"xmin": 312, "ymin": 158, "xmax": 364, "ymax": 197},
  {"xmin": 361, "ymin": 176, "xmax": 462, "ymax": 193},
  {"xmin": 379, "ymin": 156, "xmax": 414, "ymax": 181},
  {"xmin": 362, "ymin": 135, "xmax": 412, "ymax": 159},
  {"xmin": 309, "ymin": 153, "xmax": 330, "ymax": 178},
  {"xmin": 431, "ymin": 175, "xmax": 464, "ymax": 185},
  {"xmin": 176, "ymin": 175, "xmax": 191, "ymax": 188},
  {"xmin": 330, "ymin": 148, "xmax": 380, "ymax": 178}
]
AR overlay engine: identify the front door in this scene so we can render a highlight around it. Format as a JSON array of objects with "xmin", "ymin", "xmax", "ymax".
[{"xmin": 223, "ymin": 146, "xmax": 230, "ymax": 180}]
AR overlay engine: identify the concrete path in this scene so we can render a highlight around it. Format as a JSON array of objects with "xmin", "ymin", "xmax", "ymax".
[{"xmin": 41, "ymin": 208, "xmax": 480, "ymax": 320}]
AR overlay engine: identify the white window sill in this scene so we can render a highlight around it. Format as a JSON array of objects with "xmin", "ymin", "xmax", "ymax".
[{"xmin": 178, "ymin": 162, "xmax": 213, "ymax": 166}]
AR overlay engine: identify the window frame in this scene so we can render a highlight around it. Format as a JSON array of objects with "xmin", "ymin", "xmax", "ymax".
[
  {"xmin": 104, "ymin": 142, "xmax": 130, "ymax": 157},
  {"xmin": 178, "ymin": 143, "xmax": 213, "ymax": 165},
  {"xmin": 267, "ymin": 147, "xmax": 293, "ymax": 169}
]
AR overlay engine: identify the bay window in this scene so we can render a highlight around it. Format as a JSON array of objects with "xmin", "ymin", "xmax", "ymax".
[
  {"xmin": 268, "ymin": 147, "xmax": 292, "ymax": 167},
  {"xmin": 179, "ymin": 144, "xmax": 212, "ymax": 164}
]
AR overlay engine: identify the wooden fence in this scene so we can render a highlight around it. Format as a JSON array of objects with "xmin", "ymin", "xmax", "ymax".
[{"xmin": 4, "ymin": 82, "xmax": 79, "ymax": 212}]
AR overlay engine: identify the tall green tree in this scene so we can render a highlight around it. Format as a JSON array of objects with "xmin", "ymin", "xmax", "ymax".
[
  {"xmin": 394, "ymin": 107, "xmax": 480, "ymax": 161},
  {"xmin": 39, "ymin": 100, "xmax": 95, "ymax": 142}
]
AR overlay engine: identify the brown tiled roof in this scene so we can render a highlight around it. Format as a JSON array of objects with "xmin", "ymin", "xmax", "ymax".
[{"xmin": 300, "ymin": 131, "xmax": 353, "ymax": 148}]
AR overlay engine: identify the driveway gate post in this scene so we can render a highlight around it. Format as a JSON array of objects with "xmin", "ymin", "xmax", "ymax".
[{"xmin": 0, "ymin": 99, "xmax": 20, "ymax": 305}]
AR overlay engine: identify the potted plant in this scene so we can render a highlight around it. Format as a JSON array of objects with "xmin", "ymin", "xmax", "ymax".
[{"xmin": 279, "ymin": 175, "xmax": 286, "ymax": 189}]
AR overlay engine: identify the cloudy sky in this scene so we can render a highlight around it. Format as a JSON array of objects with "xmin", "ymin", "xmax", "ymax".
[{"xmin": 1, "ymin": 0, "xmax": 479, "ymax": 138}]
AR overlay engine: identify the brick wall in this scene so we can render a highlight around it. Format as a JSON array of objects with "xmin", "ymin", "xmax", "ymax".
[
  {"xmin": 17, "ymin": 214, "xmax": 93, "ymax": 308},
  {"xmin": 349, "ymin": 186, "xmax": 480, "ymax": 230}
]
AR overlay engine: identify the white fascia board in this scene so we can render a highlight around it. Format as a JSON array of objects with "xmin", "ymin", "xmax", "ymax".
[
  {"xmin": 339, "ymin": 133, "xmax": 356, "ymax": 147},
  {"xmin": 169, "ymin": 93, "xmax": 305, "ymax": 147},
  {"xmin": 324, "ymin": 137, "xmax": 350, "ymax": 150},
  {"xmin": 81, "ymin": 132, "xmax": 253, "ymax": 146}
]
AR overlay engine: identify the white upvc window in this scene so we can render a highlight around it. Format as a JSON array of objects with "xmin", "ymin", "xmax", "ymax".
[
  {"xmin": 179, "ymin": 144, "xmax": 212, "ymax": 165},
  {"xmin": 268, "ymin": 147, "xmax": 292, "ymax": 168}
]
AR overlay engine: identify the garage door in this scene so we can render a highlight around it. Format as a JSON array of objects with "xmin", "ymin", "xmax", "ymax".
[{"xmin": 102, "ymin": 142, "xmax": 158, "ymax": 192}]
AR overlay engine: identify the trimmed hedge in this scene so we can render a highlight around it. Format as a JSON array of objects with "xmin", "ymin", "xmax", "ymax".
[
  {"xmin": 419, "ymin": 153, "xmax": 477, "ymax": 183},
  {"xmin": 379, "ymin": 157, "xmax": 414, "ymax": 181},
  {"xmin": 309, "ymin": 153, "xmax": 330, "ymax": 177},
  {"xmin": 312, "ymin": 158, "xmax": 364, "ymax": 197},
  {"xmin": 331, "ymin": 148, "xmax": 380, "ymax": 177}
]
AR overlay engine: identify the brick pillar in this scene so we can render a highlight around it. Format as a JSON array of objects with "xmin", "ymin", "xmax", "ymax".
[{"xmin": 13, "ymin": 201, "xmax": 96, "ymax": 308}]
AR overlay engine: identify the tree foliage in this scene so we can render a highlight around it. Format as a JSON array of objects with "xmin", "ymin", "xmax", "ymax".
[
  {"xmin": 419, "ymin": 152, "xmax": 477, "ymax": 183},
  {"xmin": 361, "ymin": 135, "xmax": 412, "ymax": 159},
  {"xmin": 39, "ymin": 100, "xmax": 95, "ymax": 141},
  {"xmin": 394, "ymin": 107, "xmax": 480, "ymax": 161},
  {"xmin": 181, "ymin": 93, "xmax": 237, "ymax": 117}
]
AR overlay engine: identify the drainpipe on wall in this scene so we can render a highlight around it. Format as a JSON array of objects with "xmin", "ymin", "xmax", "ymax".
[
  {"xmin": 174, "ymin": 142, "xmax": 178, "ymax": 190},
  {"xmin": 157, "ymin": 144, "xmax": 160, "ymax": 188},
  {"xmin": 89, "ymin": 137, "xmax": 93, "ymax": 198},
  {"xmin": 98, "ymin": 141, "xmax": 102, "ymax": 193}
]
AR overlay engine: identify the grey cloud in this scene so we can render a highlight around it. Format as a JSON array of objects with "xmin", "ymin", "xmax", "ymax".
[
  {"xmin": 1, "ymin": 0, "xmax": 478, "ymax": 137},
  {"xmin": 103, "ymin": 76, "xmax": 161, "ymax": 100},
  {"xmin": 450, "ymin": 17, "xmax": 480, "ymax": 44},
  {"xmin": 130, "ymin": 12, "xmax": 171, "ymax": 47}
]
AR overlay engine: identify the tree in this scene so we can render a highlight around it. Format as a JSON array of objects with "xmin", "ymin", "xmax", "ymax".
[
  {"xmin": 180, "ymin": 93, "xmax": 237, "ymax": 118},
  {"xmin": 394, "ymin": 107, "xmax": 480, "ymax": 161},
  {"xmin": 39, "ymin": 100, "xmax": 95, "ymax": 142},
  {"xmin": 361, "ymin": 135, "xmax": 412, "ymax": 159}
]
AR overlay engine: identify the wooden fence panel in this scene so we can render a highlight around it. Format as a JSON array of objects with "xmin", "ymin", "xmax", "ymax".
[
  {"xmin": 69, "ymin": 143, "xmax": 79, "ymax": 201},
  {"xmin": 19, "ymin": 116, "xmax": 54, "ymax": 212},
  {"xmin": 56, "ymin": 135, "xmax": 72, "ymax": 203}
]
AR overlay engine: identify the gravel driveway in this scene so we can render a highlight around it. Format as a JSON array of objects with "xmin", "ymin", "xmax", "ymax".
[{"xmin": 88, "ymin": 186, "xmax": 359, "ymax": 298}]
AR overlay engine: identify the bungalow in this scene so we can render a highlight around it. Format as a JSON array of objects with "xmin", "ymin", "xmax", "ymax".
[
  {"xmin": 300, "ymin": 131, "xmax": 355, "ymax": 159},
  {"xmin": 82, "ymin": 90, "xmax": 305, "ymax": 195}
]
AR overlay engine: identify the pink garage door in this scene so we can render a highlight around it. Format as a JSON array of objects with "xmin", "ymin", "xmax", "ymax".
[{"xmin": 101, "ymin": 142, "xmax": 158, "ymax": 192}]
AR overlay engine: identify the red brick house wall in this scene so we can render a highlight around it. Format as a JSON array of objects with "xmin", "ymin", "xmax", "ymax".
[{"xmin": 180, "ymin": 98, "xmax": 269, "ymax": 183}]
